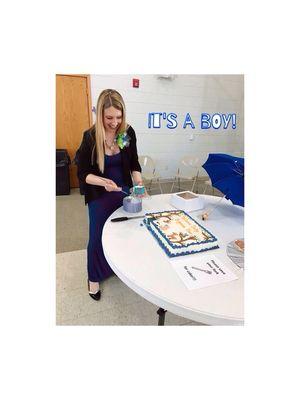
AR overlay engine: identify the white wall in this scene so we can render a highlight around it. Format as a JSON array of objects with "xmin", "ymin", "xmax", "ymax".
[{"xmin": 90, "ymin": 74, "xmax": 244, "ymax": 179}]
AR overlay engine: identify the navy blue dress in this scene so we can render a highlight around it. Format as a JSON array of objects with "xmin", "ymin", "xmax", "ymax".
[{"xmin": 87, "ymin": 153, "xmax": 129, "ymax": 282}]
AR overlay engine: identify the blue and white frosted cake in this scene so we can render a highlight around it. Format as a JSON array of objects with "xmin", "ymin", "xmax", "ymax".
[{"xmin": 144, "ymin": 210, "xmax": 219, "ymax": 257}]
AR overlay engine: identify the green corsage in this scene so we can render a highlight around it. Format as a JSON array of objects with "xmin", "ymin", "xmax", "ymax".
[{"xmin": 117, "ymin": 132, "xmax": 131, "ymax": 149}]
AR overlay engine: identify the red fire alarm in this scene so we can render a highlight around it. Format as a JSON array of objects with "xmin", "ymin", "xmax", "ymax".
[{"xmin": 132, "ymin": 78, "xmax": 139, "ymax": 88}]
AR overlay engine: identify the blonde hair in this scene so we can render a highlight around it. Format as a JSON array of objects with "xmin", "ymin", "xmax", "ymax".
[{"xmin": 95, "ymin": 89, "xmax": 127, "ymax": 173}]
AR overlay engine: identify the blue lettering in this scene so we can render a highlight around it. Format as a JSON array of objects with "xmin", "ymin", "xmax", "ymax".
[
  {"xmin": 232, "ymin": 113, "xmax": 236, "ymax": 129},
  {"xmin": 148, "ymin": 112, "xmax": 237, "ymax": 130},
  {"xmin": 201, "ymin": 113, "xmax": 211, "ymax": 129},
  {"xmin": 212, "ymin": 113, "xmax": 222, "ymax": 129},
  {"xmin": 166, "ymin": 113, "xmax": 177, "ymax": 129},
  {"xmin": 183, "ymin": 113, "xmax": 195, "ymax": 129},
  {"xmin": 222, "ymin": 114, "xmax": 231, "ymax": 129},
  {"xmin": 148, "ymin": 112, "xmax": 162, "ymax": 128}
]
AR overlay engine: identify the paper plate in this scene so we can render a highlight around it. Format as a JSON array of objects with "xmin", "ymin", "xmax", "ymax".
[{"xmin": 227, "ymin": 239, "xmax": 244, "ymax": 269}]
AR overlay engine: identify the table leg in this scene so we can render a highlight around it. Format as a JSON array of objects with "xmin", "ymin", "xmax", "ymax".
[{"xmin": 157, "ymin": 308, "xmax": 167, "ymax": 325}]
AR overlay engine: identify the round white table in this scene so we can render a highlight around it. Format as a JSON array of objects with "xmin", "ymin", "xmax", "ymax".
[{"xmin": 102, "ymin": 194, "xmax": 244, "ymax": 325}]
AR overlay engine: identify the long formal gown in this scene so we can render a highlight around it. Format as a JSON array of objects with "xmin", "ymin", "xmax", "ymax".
[{"xmin": 87, "ymin": 152, "xmax": 129, "ymax": 282}]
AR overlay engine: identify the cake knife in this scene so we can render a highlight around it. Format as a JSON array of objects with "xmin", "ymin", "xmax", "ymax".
[{"xmin": 110, "ymin": 215, "xmax": 145, "ymax": 222}]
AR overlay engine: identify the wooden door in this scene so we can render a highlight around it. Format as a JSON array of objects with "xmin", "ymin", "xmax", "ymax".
[{"xmin": 56, "ymin": 75, "xmax": 92, "ymax": 188}]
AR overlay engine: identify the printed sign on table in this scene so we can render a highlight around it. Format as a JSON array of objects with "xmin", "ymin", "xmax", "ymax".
[{"xmin": 170, "ymin": 255, "xmax": 238, "ymax": 290}]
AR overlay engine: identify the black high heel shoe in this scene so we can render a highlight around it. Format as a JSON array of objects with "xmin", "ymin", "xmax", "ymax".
[{"xmin": 87, "ymin": 280, "xmax": 101, "ymax": 301}]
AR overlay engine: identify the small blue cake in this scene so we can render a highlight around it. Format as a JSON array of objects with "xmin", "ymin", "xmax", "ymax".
[{"xmin": 123, "ymin": 196, "xmax": 142, "ymax": 213}]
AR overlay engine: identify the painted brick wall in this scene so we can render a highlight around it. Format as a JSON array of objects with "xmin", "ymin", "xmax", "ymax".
[{"xmin": 90, "ymin": 74, "xmax": 244, "ymax": 179}]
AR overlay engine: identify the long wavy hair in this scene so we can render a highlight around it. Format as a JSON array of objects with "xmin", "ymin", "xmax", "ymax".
[{"xmin": 94, "ymin": 89, "xmax": 127, "ymax": 173}]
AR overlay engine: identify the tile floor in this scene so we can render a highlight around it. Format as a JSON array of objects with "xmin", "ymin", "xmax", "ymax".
[{"xmin": 56, "ymin": 250, "xmax": 204, "ymax": 326}]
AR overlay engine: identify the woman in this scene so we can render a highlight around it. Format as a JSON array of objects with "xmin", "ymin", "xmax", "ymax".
[{"xmin": 76, "ymin": 89, "xmax": 143, "ymax": 300}]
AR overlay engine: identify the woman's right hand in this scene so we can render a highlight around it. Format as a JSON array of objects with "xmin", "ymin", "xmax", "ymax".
[{"xmin": 103, "ymin": 178, "xmax": 121, "ymax": 192}]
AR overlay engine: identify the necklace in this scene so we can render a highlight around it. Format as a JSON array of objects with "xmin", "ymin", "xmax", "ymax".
[{"xmin": 105, "ymin": 138, "xmax": 117, "ymax": 151}]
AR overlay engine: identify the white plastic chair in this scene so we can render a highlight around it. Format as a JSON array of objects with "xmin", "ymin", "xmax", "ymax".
[
  {"xmin": 139, "ymin": 155, "xmax": 163, "ymax": 194},
  {"xmin": 171, "ymin": 155, "xmax": 203, "ymax": 193},
  {"xmin": 200, "ymin": 177, "xmax": 215, "ymax": 195}
]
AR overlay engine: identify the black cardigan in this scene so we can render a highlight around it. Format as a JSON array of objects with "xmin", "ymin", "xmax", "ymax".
[{"xmin": 76, "ymin": 125, "xmax": 142, "ymax": 204}]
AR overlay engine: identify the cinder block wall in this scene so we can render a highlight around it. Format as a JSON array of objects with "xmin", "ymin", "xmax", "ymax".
[{"xmin": 90, "ymin": 75, "xmax": 244, "ymax": 179}]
